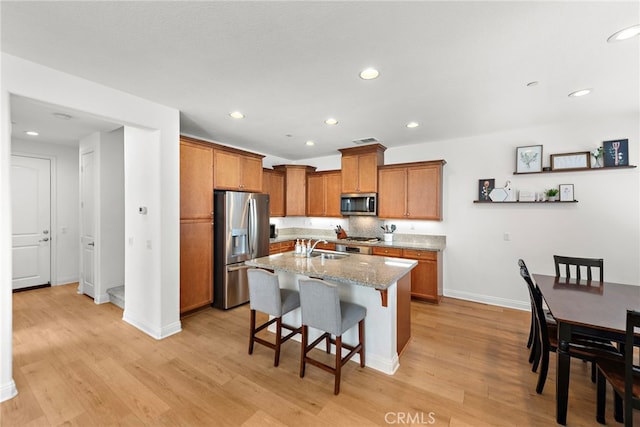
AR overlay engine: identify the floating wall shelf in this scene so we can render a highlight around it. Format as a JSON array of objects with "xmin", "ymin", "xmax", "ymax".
[
  {"xmin": 513, "ymin": 165, "xmax": 636, "ymax": 175},
  {"xmin": 473, "ymin": 200, "xmax": 578, "ymax": 204}
]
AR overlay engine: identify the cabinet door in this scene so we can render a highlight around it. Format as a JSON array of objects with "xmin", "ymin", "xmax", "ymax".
[
  {"xmin": 341, "ymin": 155, "xmax": 359, "ymax": 193},
  {"xmin": 180, "ymin": 220, "xmax": 213, "ymax": 313},
  {"xmin": 378, "ymin": 168, "xmax": 407, "ymax": 219},
  {"xmin": 285, "ymin": 167, "xmax": 308, "ymax": 216},
  {"xmin": 263, "ymin": 170, "xmax": 285, "ymax": 217},
  {"xmin": 324, "ymin": 171, "xmax": 342, "ymax": 217},
  {"xmin": 180, "ymin": 142, "xmax": 213, "ymax": 219},
  {"xmin": 241, "ymin": 156, "xmax": 263, "ymax": 192},
  {"xmin": 403, "ymin": 249, "xmax": 439, "ymax": 303},
  {"xmin": 213, "ymin": 150, "xmax": 241, "ymax": 190},
  {"xmin": 306, "ymin": 174, "xmax": 325, "ymax": 216},
  {"xmin": 357, "ymin": 153, "xmax": 379, "ymax": 193},
  {"xmin": 407, "ymin": 165, "xmax": 442, "ymax": 220}
]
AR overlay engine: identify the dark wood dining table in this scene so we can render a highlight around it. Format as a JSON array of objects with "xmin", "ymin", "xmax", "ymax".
[{"xmin": 533, "ymin": 274, "xmax": 640, "ymax": 425}]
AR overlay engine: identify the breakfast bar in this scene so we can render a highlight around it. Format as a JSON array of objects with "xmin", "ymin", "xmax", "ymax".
[{"xmin": 245, "ymin": 251, "xmax": 417, "ymax": 374}]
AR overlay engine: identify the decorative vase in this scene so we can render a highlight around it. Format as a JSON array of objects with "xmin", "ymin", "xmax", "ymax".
[
  {"xmin": 593, "ymin": 157, "xmax": 602, "ymax": 168},
  {"xmin": 548, "ymin": 196, "xmax": 558, "ymax": 202}
]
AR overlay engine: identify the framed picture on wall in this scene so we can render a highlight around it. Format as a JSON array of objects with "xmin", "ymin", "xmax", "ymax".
[
  {"xmin": 559, "ymin": 184, "xmax": 574, "ymax": 202},
  {"xmin": 516, "ymin": 145, "xmax": 543, "ymax": 173},
  {"xmin": 603, "ymin": 139, "xmax": 629, "ymax": 167},
  {"xmin": 478, "ymin": 178, "xmax": 495, "ymax": 201},
  {"xmin": 550, "ymin": 152, "xmax": 590, "ymax": 170}
]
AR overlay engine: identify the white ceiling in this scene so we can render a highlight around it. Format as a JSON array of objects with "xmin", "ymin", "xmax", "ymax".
[{"xmin": 2, "ymin": 1, "xmax": 639, "ymax": 159}]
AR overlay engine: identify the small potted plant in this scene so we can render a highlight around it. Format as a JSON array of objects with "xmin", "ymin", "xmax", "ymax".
[
  {"xmin": 545, "ymin": 188, "xmax": 559, "ymax": 202},
  {"xmin": 592, "ymin": 146, "xmax": 604, "ymax": 168}
]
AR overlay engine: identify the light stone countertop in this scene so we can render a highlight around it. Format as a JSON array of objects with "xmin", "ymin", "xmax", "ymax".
[
  {"xmin": 245, "ymin": 251, "xmax": 417, "ymax": 290},
  {"xmin": 269, "ymin": 234, "xmax": 446, "ymax": 252}
]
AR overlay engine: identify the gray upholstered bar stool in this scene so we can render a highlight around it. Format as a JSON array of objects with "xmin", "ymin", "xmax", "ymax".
[
  {"xmin": 247, "ymin": 268, "xmax": 301, "ymax": 367},
  {"xmin": 298, "ymin": 278, "xmax": 366, "ymax": 395}
]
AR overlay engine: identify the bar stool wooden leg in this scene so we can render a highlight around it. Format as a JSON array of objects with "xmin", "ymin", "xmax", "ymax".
[
  {"xmin": 300, "ymin": 325, "xmax": 308, "ymax": 378},
  {"xmin": 358, "ymin": 319, "xmax": 365, "ymax": 367},
  {"xmin": 249, "ymin": 309, "xmax": 256, "ymax": 355},
  {"xmin": 335, "ymin": 336, "xmax": 342, "ymax": 395},
  {"xmin": 274, "ymin": 317, "xmax": 282, "ymax": 367}
]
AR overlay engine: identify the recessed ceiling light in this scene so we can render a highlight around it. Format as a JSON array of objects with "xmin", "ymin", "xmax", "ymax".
[
  {"xmin": 52, "ymin": 112, "xmax": 72, "ymax": 120},
  {"xmin": 229, "ymin": 111, "xmax": 244, "ymax": 119},
  {"xmin": 24, "ymin": 131, "xmax": 39, "ymax": 136},
  {"xmin": 359, "ymin": 68, "xmax": 379, "ymax": 80},
  {"xmin": 406, "ymin": 122, "xmax": 419, "ymax": 128},
  {"xmin": 568, "ymin": 89, "xmax": 592, "ymax": 97},
  {"xmin": 607, "ymin": 24, "xmax": 640, "ymax": 42},
  {"xmin": 305, "ymin": 140, "xmax": 315, "ymax": 146},
  {"xmin": 324, "ymin": 118, "xmax": 338, "ymax": 125}
]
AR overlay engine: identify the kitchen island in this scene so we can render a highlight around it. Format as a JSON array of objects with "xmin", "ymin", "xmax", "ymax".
[{"xmin": 245, "ymin": 251, "xmax": 417, "ymax": 374}]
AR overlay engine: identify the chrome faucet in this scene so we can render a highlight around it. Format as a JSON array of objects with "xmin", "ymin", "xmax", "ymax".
[{"xmin": 306, "ymin": 239, "xmax": 328, "ymax": 257}]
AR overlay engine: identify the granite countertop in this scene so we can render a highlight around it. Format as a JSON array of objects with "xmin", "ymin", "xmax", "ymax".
[
  {"xmin": 270, "ymin": 234, "xmax": 446, "ymax": 252},
  {"xmin": 245, "ymin": 251, "xmax": 417, "ymax": 290}
]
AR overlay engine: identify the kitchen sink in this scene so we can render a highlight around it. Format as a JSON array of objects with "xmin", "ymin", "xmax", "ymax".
[{"xmin": 308, "ymin": 250, "xmax": 350, "ymax": 260}]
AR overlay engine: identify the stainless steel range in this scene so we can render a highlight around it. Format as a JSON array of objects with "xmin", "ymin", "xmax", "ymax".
[{"xmin": 335, "ymin": 236, "xmax": 380, "ymax": 255}]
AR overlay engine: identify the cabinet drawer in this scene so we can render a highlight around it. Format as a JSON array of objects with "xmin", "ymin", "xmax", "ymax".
[
  {"xmin": 402, "ymin": 249, "xmax": 437, "ymax": 260},
  {"xmin": 372, "ymin": 247, "xmax": 403, "ymax": 257}
]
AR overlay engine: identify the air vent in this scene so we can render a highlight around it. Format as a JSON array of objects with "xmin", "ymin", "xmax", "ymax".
[{"xmin": 352, "ymin": 137, "xmax": 379, "ymax": 145}]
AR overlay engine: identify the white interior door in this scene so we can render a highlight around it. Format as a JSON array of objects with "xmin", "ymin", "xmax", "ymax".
[
  {"xmin": 11, "ymin": 155, "xmax": 51, "ymax": 290},
  {"xmin": 80, "ymin": 150, "xmax": 96, "ymax": 298}
]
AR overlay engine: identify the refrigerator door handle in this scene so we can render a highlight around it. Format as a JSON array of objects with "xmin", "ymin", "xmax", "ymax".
[
  {"xmin": 248, "ymin": 198, "xmax": 256, "ymax": 256},
  {"xmin": 227, "ymin": 264, "xmax": 250, "ymax": 272}
]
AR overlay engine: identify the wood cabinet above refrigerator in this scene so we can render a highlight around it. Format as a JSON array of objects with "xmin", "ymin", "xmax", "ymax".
[{"xmin": 338, "ymin": 143, "xmax": 386, "ymax": 194}]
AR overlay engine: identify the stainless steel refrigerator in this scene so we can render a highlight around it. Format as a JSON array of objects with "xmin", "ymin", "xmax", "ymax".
[{"xmin": 213, "ymin": 191, "xmax": 270, "ymax": 309}]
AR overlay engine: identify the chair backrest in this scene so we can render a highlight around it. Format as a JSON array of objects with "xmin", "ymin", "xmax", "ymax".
[
  {"xmin": 298, "ymin": 278, "xmax": 342, "ymax": 336},
  {"xmin": 518, "ymin": 259, "xmax": 551, "ymax": 347},
  {"xmin": 624, "ymin": 310, "xmax": 640, "ymax": 418},
  {"xmin": 553, "ymin": 255, "xmax": 604, "ymax": 282},
  {"xmin": 247, "ymin": 268, "xmax": 282, "ymax": 316}
]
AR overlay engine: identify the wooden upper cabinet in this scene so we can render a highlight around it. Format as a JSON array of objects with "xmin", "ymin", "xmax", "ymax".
[
  {"xmin": 273, "ymin": 164, "xmax": 316, "ymax": 216},
  {"xmin": 307, "ymin": 170, "xmax": 342, "ymax": 217},
  {"xmin": 338, "ymin": 144, "xmax": 386, "ymax": 193},
  {"xmin": 213, "ymin": 147, "xmax": 264, "ymax": 192},
  {"xmin": 180, "ymin": 138, "xmax": 213, "ymax": 220},
  {"xmin": 263, "ymin": 168, "xmax": 285, "ymax": 217},
  {"xmin": 378, "ymin": 160, "xmax": 445, "ymax": 220}
]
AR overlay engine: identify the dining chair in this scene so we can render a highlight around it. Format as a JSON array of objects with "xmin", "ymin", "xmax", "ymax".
[
  {"xmin": 247, "ymin": 268, "xmax": 301, "ymax": 367},
  {"xmin": 518, "ymin": 259, "xmax": 619, "ymax": 394},
  {"xmin": 554, "ymin": 255, "xmax": 604, "ymax": 282},
  {"xmin": 595, "ymin": 309, "xmax": 640, "ymax": 426}
]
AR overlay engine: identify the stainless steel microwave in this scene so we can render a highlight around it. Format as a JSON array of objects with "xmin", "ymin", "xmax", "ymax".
[{"xmin": 340, "ymin": 193, "xmax": 377, "ymax": 216}]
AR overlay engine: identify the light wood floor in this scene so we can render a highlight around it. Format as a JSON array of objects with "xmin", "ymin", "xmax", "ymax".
[{"xmin": 1, "ymin": 283, "xmax": 631, "ymax": 426}]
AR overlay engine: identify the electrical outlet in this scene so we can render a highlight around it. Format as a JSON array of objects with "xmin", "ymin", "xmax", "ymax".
[{"xmin": 503, "ymin": 232, "xmax": 511, "ymax": 241}]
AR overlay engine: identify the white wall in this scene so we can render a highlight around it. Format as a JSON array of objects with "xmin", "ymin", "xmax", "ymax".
[
  {"xmin": 11, "ymin": 138, "xmax": 80, "ymax": 285},
  {"xmin": 1, "ymin": 54, "xmax": 180, "ymax": 402},
  {"xmin": 278, "ymin": 113, "xmax": 640, "ymax": 310},
  {"xmin": 99, "ymin": 128, "xmax": 125, "ymax": 301}
]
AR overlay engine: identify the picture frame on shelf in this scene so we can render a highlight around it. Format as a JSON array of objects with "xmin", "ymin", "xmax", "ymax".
[
  {"xmin": 559, "ymin": 184, "xmax": 574, "ymax": 202},
  {"xmin": 516, "ymin": 145, "xmax": 543, "ymax": 173},
  {"xmin": 478, "ymin": 178, "xmax": 495, "ymax": 201},
  {"xmin": 550, "ymin": 151, "xmax": 591, "ymax": 171},
  {"xmin": 603, "ymin": 139, "xmax": 629, "ymax": 167}
]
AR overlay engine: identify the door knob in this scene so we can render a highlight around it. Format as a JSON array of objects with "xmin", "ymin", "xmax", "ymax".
[
  {"xmin": 88, "ymin": 242, "xmax": 95, "ymax": 246},
  {"xmin": 43, "ymin": 230, "xmax": 49, "ymax": 234},
  {"xmin": 39, "ymin": 237, "xmax": 49, "ymax": 242}
]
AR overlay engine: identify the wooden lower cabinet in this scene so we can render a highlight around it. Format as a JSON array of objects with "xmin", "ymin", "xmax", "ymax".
[
  {"xmin": 314, "ymin": 241, "xmax": 336, "ymax": 251},
  {"xmin": 180, "ymin": 220, "xmax": 213, "ymax": 313},
  {"xmin": 269, "ymin": 240, "xmax": 295, "ymax": 255},
  {"xmin": 372, "ymin": 247, "xmax": 442, "ymax": 303}
]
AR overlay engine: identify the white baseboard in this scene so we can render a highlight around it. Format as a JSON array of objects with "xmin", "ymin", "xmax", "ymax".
[
  {"xmin": 444, "ymin": 289, "xmax": 530, "ymax": 312},
  {"xmin": 122, "ymin": 310, "xmax": 182, "ymax": 340},
  {"xmin": 0, "ymin": 379, "xmax": 17, "ymax": 403}
]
